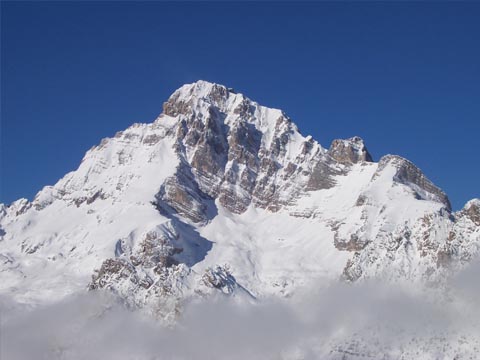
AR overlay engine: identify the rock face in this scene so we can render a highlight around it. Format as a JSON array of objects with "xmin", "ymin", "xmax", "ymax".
[
  {"xmin": 328, "ymin": 136, "xmax": 373, "ymax": 165},
  {"xmin": 159, "ymin": 81, "xmax": 342, "ymax": 217},
  {"xmin": 460, "ymin": 199, "xmax": 480, "ymax": 226},
  {"xmin": 0, "ymin": 80, "xmax": 478, "ymax": 320}
]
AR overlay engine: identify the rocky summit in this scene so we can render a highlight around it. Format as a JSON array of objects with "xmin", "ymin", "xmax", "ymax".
[{"xmin": 1, "ymin": 81, "xmax": 479, "ymax": 357}]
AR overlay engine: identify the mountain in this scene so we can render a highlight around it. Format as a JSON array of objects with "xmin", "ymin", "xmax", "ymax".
[{"xmin": 1, "ymin": 81, "xmax": 479, "ymax": 357}]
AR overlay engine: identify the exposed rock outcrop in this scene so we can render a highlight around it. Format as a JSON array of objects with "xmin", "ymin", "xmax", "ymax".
[
  {"xmin": 328, "ymin": 136, "xmax": 373, "ymax": 165},
  {"xmin": 157, "ymin": 81, "xmax": 358, "ymax": 217}
]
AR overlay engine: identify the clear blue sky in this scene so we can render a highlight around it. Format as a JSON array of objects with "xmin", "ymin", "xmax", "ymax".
[{"xmin": 1, "ymin": 2, "xmax": 479, "ymax": 210}]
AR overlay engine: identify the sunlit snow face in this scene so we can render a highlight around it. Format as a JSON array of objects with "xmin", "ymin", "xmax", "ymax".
[{"xmin": 2, "ymin": 262, "xmax": 480, "ymax": 360}]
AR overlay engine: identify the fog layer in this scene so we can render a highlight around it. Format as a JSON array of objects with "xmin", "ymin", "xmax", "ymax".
[{"xmin": 2, "ymin": 262, "xmax": 480, "ymax": 360}]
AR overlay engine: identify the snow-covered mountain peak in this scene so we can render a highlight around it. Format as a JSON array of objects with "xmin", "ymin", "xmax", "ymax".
[
  {"xmin": 2, "ymin": 80, "xmax": 480, "ymax": 360},
  {"xmin": 374, "ymin": 154, "xmax": 451, "ymax": 209},
  {"xmin": 168, "ymin": 80, "xmax": 232, "ymax": 103},
  {"xmin": 0, "ymin": 81, "xmax": 478, "ymax": 326},
  {"xmin": 160, "ymin": 80, "xmax": 295, "ymax": 139},
  {"xmin": 162, "ymin": 80, "xmax": 240, "ymax": 119}
]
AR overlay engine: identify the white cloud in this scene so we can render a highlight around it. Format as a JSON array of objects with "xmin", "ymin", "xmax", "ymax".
[{"xmin": 2, "ymin": 270, "xmax": 480, "ymax": 360}]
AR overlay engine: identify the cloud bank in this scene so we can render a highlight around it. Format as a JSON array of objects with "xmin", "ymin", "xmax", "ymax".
[{"xmin": 2, "ymin": 263, "xmax": 480, "ymax": 360}]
